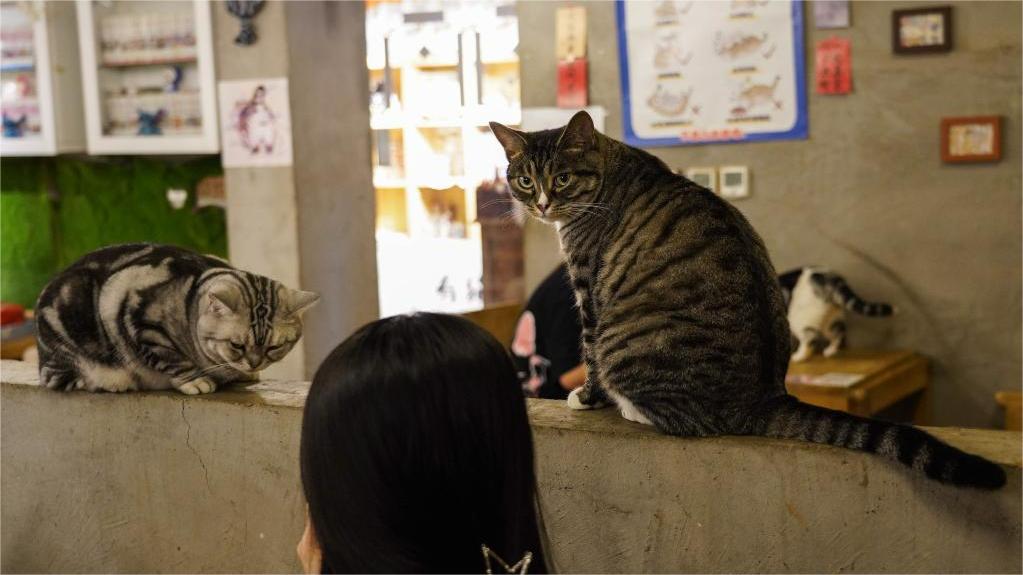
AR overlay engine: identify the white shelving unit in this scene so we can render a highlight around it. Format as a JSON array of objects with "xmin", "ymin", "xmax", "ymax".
[
  {"xmin": 75, "ymin": 0, "xmax": 218, "ymax": 154},
  {"xmin": 368, "ymin": 1, "xmax": 521, "ymax": 316},
  {"xmin": 0, "ymin": 1, "xmax": 86, "ymax": 157},
  {"xmin": 368, "ymin": 6, "xmax": 520, "ymax": 240}
]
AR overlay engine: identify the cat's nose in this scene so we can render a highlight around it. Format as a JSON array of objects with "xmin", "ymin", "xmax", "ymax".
[
  {"xmin": 245, "ymin": 351, "xmax": 263, "ymax": 370},
  {"xmin": 536, "ymin": 192, "xmax": 550, "ymax": 215}
]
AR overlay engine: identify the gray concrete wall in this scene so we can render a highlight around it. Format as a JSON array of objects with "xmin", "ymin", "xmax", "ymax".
[
  {"xmin": 214, "ymin": 0, "xmax": 306, "ymax": 381},
  {"xmin": 515, "ymin": 1, "xmax": 1022, "ymax": 428},
  {"xmin": 285, "ymin": 1, "xmax": 381, "ymax": 372},
  {"xmin": 213, "ymin": 1, "xmax": 379, "ymax": 379},
  {"xmin": 2, "ymin": 360, "xmax": 1020, "ymax": 573}
]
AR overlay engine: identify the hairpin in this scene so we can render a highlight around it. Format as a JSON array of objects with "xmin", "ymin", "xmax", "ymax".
[{"xmin": 481, "ymin": 544, "xmax": 533, "ymax": 575}]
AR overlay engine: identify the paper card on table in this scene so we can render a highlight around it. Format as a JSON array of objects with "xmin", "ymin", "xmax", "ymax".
[
  {"xmin": 557, "ymin": 57, "xmax": 588, "ymax": 109},
  {"xmin": 787, "ymin": 372, "xmax": 864, "ymax": 388},
  {"xmin": 555, "ymin": 6, "xmax": 587, "ymax": 60},
  {"xmin": 815, "ymin": 37, "xmax": 852, "ymax": 95}
]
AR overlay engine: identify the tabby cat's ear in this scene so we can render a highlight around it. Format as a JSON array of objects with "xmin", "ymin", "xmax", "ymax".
[
  {"xmin": 207, "ymin": 285, "xmax": 240, "ymax": 318},
  {"xmin": 286, "ymin": 290, "xmax": 320, "ymax": 317},
  {"xmin": 489, "ymin": 122, "xmax": 527, "ymax": 162},
  {"xmin": 557, "ymin": 110, "xmax": 595, "ymax": 154}
]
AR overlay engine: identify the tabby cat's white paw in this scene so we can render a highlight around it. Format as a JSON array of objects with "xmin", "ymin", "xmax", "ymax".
[
  {"xmin": 567, "ymin": 387, "xmax": 594, "ymax": 410},
  {"xmin": 178, "ymin": 378, "xmax": 217, "ymax": 395}
]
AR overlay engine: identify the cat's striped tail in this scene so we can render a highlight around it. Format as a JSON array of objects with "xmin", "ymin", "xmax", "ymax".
[
  {"xmin": 824, "ymin": 276, "xmax": 894, "ymax": 317},
  {"xmin": 755, "ymin": 395, "xmax": 1006, "ymax": 489}
]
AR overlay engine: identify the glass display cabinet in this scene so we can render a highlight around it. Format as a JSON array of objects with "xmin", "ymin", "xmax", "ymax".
[
  {"xmin": 75, "ymin": 0, "xmax": 218, "ymax": 154},
  {"xmin": 0, "ymin": 1, "xmax": 85, "ymax": 156}
]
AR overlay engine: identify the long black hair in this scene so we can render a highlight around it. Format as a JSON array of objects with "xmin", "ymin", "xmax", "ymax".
[{"xmin": 300, "ymin": 313, "xmax": 549, "ymax": 573}]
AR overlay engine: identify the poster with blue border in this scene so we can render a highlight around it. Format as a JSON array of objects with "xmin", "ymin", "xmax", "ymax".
[{"xmin": 616, "ymin": 0, "xmax": 807, "ymax": 147}]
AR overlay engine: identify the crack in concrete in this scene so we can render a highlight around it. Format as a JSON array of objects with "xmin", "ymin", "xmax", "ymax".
[{"xmin": 181, "ymin": 402, "xmax": 212, "ymax": 493}]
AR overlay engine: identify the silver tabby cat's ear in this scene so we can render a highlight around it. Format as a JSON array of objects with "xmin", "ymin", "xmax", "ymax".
[
  {"xmin": 556, "ymin": 110, "xmax": 595, "ymax": 154},
  {"xmin": 207, "ymin": 283, "xmax": 241, "ymax": 318},
  {"xmin": 489, "ymin": 122, "xmax": 528, "ymax": 162},
  {"xmin": 285, "ymin": 290, "xmax": 320, "ymax": 318}
]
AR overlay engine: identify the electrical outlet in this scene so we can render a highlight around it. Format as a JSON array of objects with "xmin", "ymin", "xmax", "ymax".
[{"xmin": 718, "ymin": 166, "xmax": 749, "ymax": 199}]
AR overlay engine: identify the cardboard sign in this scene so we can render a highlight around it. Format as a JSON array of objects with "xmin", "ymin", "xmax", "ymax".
[
  {"xmin": 816, "ymin": 37, "xmax": 852, "ymax": 95},
  {"xmin": 557, "ymin": 58, "xmax": 588, "ymax": 108},
  {"xmin": 555, "ymin": 6, "xmax": 587, "ymax": 60}
]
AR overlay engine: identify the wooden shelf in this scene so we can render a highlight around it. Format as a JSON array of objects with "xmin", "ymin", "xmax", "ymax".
[{"xmin": 99, "ymin": 55, "xmax": 197, "ymax": 68}]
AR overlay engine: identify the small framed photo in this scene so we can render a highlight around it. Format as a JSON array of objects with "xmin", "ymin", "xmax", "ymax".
[
  {"xmin": 685, "ymin": 167, "xmax": 717, "ymax": 193},
  {"xmin": 941, "ymin": 116, "xmax": 1001, "ymax": 163},
  {"xmin": 893, "ymin": 6, "xmax": 952, "ymax": 54}
]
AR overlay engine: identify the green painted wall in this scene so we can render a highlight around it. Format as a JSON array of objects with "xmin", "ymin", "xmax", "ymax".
[{"xmin": 0, "ymin": 156, "xmax": 226, "ymax": 308}]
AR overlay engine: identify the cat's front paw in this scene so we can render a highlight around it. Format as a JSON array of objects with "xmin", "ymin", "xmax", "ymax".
[
  {"xmin": 567, "ymin": 386, "xmax": 610, "ymax": 410},
  {"xmin": 791, "ymin": 345, "xmax": 813, "ymax": 363},
  {"xmin": 567, "ymin": 387, "xmax": 593, "ymax": 410},
  {"xmin": 177, "ymin": 377, "xmax": 217, "ymax": 395}
]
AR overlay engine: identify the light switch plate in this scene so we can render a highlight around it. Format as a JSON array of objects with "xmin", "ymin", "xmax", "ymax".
[
  {"xmin": 718, "ymin": 166, "xmax": 750, "ymax": 199},
  {"xmin": 684, "ymin": 166, "xmax": 717, "ymax": 193}
]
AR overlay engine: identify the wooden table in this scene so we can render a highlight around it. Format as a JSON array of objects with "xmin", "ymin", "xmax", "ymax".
[
  {"xmin": 995, "ymin": 391, "xmax": 1022, "ymax": 431},
  {"xmin": 785, "ymin": 350, "xmax": 931, "ymax": 425}
]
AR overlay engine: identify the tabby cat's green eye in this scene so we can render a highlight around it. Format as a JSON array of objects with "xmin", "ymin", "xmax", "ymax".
[
  {"xmin": 517, "ymin": 176, "xmax": 534, "ymax": 189},
  {"xmin": 555, "ymin": 173, "xmax": 572, "ymax": 187},
  {"xmin": 230, "ymin": 342, "xmax": 244, "ymax": 351}
]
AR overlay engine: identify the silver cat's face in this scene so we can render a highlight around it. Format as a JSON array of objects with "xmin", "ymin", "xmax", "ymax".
[{"xmin": 196, "ymin": 277, "xmax": 318, "ymax": 373}]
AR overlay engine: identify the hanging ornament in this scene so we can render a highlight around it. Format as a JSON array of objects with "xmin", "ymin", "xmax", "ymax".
[{"xmin": 226, "ymin": 0, "xmax": 265, "ymax": 46}]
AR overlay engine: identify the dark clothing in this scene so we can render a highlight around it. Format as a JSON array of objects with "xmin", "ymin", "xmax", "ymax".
[{"xmin": 511, "ymin": 264, "xmax": 582, "ymax": 400}]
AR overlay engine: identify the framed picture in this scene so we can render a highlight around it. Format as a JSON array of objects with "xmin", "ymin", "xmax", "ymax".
[
  {"xmin": 893, "ymin": 6, "xmax": 952, "ymax": 54},
  {"xmin": 941, "ymin": 116, "xmax": 1001, "ymax": 163}
]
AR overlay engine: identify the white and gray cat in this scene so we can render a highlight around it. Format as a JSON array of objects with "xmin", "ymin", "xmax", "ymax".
[
  {"xmin": 779, "ymin": 266, "xmax": 894, "ymax": 362},
  {"xmin": 35, "ymin": 243, "xmax": 319, "ymax": 394}
]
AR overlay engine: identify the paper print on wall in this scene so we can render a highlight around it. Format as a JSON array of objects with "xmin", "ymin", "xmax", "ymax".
[
  {"xmin": 813, "ymin": 0, "xmax": 850, "ymax": 29},
  {"xmin": 218, "ymin": 78, "xmax": 292, "ymax": 168},
  {"xmin": 815, "ymin": 37, "xmax": 851, "ymax": 95},
  {"xmin": 615, "ymin": 0, "xmax": 807, "ymax": 147}
]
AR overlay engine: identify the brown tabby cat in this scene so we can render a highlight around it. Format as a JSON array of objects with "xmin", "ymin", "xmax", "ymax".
[{"xmin": 490, "ymin": 111, "xmax": 1004, "ymax": 489}]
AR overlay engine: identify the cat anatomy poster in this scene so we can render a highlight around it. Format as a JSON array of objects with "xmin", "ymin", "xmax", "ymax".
[
  {"xmin": 218, "ymin": 78, "xmax": 293, "ymax": 168},
  {"xmin": 616, "ymin": 0, "xmax": 807, "ymax": 146}
]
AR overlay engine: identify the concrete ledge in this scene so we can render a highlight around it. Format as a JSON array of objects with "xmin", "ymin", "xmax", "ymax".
[{"xmin": 2, "ymin": 360, "xmax": 1020, "ymax": 573}]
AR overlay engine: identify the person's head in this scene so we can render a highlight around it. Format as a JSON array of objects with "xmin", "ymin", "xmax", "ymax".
[{"xmin": 301, "ymin": 313, "xmax": 548, "ymax": 573}]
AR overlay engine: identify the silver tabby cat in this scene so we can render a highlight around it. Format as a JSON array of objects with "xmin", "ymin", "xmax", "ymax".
[
  {"xmin": 35, "ymin": 243, "xmax": 319, "ymax": 395},
  {"xmin": 490, "ymin": 111, "xmax": 1004, "ymax": 489}
]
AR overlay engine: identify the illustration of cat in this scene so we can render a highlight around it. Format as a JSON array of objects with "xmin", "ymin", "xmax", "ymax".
[
  {"xmin": 647, "ymin": 85, "xmax": 694, "ymax": 117},
  {"xmin": 35, "ymin": 244, "xmax": 319, "ymax": 394},
  {"xmin": 715, "ymin": 31, "xmax": 768, "ymax": 58},
  {"xmin": 654, "ymin": 33, "xmax": 693, "ymax": 70},
  {"xmin": 735, "ymin": 75, "xmax": 781, "ymax": 110}
]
